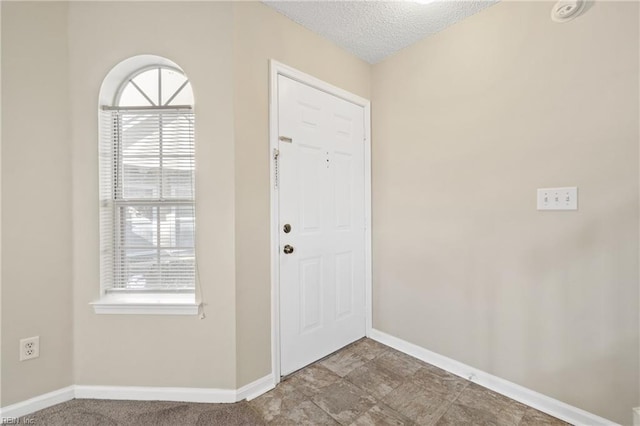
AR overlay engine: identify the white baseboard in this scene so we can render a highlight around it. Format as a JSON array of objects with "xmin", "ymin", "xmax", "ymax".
[
  {"xmin": 74, "ymin": 385, "xmax": 238, "ymax": 404},
  {"xmin": 0, "ymin": 386, "xmax": 75, "ymax": 420},
  {"xmin": 237, "ymin": 374, "xmax": 275, "ymax": 401},
  {"xmin": 633, "ymin": 407, "xmax": 640, "ymax": 426},
  {"xmin": 1, "ymin": 374, "xmax": 275, "ymax": 419},
  {"xmin": 369, "ymin": 329, "xmax": 617, "ymax": 426},
  {"xmin": 75, "ymin": 373, "xmax": 275, "ymax": 404}
]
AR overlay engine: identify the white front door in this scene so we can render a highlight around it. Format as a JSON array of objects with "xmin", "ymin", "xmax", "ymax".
[{"xmin": 278, "ymin": 75, "xmax": 366, "ymax": 375}]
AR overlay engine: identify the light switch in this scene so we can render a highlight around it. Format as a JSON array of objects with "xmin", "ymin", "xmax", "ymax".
[{"xmin": 537, "ymin": 187, "xmax": 578, "ymax": 210}]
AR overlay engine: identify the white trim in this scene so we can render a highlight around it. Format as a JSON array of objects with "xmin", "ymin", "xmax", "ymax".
[
  {"xmin": 236, "ymin": 374, "xmax": 276, "ymax": 402},
  {"xmin": 0, "ymin": 386, "xmax": 75, "ymax": 420},
  {"xmin": 91, "ymin": 302, "xmax": 200, "ymax": 315},
  {"xmin": 74, "ymin": 375, "xmax": 275, "ymax": 403},
  {"xmin": 91, "ymin": 293, "xmax": 201, "ymax": 315},
  {"xmin": 75, "ymin": 385, "xmax": 237, "ymax": 404},
  {"xmin": 269, "ymin": 60, "xmax": 373, "ymax": 383},
  {"xmin": 0, "ymin": 375, "xmax": 276, "ymax": 419},
  {"xmin": 271, "ymin": 61, "xmax": 370, "ymax": 107},
  {"xmin": 363, "ymin": 101, "xmax": 372, "ymax": 337},
  {"xmin": 633, "ymin": 407, "xmax": 640, "ymax": 426},
  {"xmin": 269, "ymin": 59, "xmax": 281, "ymax": 383},
  {"xmin": 369, "ymin": 329, "xmax": 618, "ymax": 426}
]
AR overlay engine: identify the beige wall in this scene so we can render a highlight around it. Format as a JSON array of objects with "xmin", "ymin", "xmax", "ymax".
[
  {"xmin": 1, "ymin": 2, "xmax": 73, "ymax": 406},
  {"xmin": 2, "ymin": 2, "xmax": 638, "ymax": 423},
  {"xmin": 371, "ymin": 1, "xmax": 639, "ymax": 423},
  {"xmin": 232, "ymin": 1, "xmax": 370, "ymax": 386},
  {"xmin": 70, "ymin": 2, "xmax": 237, "ymax": 389}
]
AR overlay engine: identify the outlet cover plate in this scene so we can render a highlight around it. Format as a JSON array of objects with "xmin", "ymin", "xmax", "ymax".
[
  {"xmin": 537, "ymin": 187, "xmax": 578, "ymax": 210},
  {"xmin": 20, "ymin": 336, "xmax": 40, "ymax": 361}
]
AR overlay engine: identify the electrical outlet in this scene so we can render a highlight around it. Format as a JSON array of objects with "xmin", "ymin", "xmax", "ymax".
[{"xmin": 19, "ymin": 336, "xmax": 39, "ymax": 361}]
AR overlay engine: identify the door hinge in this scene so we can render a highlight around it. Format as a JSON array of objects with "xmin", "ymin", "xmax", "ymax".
[{"xmin": 274, "ymin": 148, "xmax": 280, "ymax": 189}]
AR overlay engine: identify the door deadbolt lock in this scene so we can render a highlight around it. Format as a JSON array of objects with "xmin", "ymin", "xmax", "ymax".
[
  {"xmin": 283, "ymin": 224, "xmax": 292, "ymax": 233},
  {"xmin": 283, "ymin": 245, "xmax": 294, "ymax": 254}
]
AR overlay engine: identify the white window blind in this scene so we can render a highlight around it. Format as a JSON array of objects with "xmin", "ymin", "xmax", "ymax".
[{"xmin": 99, "ymin": 108, "xmax": 196, "ymax": 293}]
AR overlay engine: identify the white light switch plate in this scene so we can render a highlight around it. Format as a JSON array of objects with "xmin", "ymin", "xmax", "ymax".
[{"xmin": 537, "ymin": 187, "xmax": 578, "ymax": 210}]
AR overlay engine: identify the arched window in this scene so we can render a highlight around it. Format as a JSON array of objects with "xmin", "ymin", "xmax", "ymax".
[
  {"xmin": 116, "ymin": 66, "xmax": 193, "ymax": 107},
  {"xmin": 98, "ymin": 58, "xmax": 196, "ymax": 306}
]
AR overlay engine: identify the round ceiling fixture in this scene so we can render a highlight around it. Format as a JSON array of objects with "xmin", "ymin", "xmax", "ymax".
[{"xmin": 551, "ymin": 0, "xmax": 586, "ymax": 23}]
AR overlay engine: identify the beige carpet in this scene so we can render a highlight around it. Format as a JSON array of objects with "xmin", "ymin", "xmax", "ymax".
[{"xmin": 13, "ymin": 399, "xmax": 264, "ymax": 426}]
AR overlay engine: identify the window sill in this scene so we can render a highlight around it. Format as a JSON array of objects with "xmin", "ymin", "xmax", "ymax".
[{"xmin": 91, "ymin": 293, "xmax": 200, "ymax": 315}]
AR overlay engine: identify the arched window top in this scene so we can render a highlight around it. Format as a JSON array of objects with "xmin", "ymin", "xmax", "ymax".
[
  {"xmin": 116, "ymin": 66, "xmax": 194, "ymax": 108},
  {"xmin": 99, "ymin": 54, "xmax": 194, "ymax": 108}
]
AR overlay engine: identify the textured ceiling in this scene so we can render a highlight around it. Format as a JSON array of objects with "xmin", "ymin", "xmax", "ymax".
[{"xmin": 263, "ymin": 1, "xmax": 498, "ymax": 64}]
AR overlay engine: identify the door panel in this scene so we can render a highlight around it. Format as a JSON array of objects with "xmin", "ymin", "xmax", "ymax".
[
  {"xmin": 298, "ymin": 145, "xmax": 323, "ymax": 232},
  {"xmin": 299, "ymin": 256, "xmax": 322, "ymax": 333},
  {"xmin": 278, "ymin": 75, "xmax": 366, "ymax": 375},
  {"xmin": 333, "ymin": 153, "xmax": 353, "ymax": 229},
  {"xmin": 335, "ymin": 251, "xmax": 354, "ymax": 319}
]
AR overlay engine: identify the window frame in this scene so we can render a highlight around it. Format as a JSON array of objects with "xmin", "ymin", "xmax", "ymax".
[{"xmin": 92, "ymin": 63, "xmax": 200, "ymax": 315}]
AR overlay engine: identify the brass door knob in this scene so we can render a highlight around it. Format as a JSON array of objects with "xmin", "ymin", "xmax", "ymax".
[{"xmin": 283, "ymin": 245, "xmax": 294, "ymax": 254}]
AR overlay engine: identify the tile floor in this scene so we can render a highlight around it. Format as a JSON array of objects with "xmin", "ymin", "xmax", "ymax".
[{"xmin": 248, "ymin": 338, "xmax": 569, "ymax": 425}]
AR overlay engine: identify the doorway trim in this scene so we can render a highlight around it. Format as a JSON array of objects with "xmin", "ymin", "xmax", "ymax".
[{"xmin": 269, "ymin": 60, "xmax": 372, "ymax": 383}]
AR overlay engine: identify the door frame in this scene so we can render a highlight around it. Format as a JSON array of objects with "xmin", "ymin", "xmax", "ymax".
[{"xmin": 269, "ymin": 60, "xmax": 372, "ymax": 383}]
